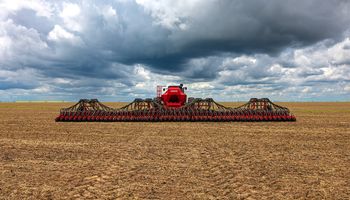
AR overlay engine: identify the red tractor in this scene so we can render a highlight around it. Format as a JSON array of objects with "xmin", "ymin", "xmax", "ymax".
[
  {"xmin": 55, "ymin": 84, "xmax": 296, "ymax": 122},
  {"xmin": 161, "ymin": 84, "xmax": 187, "ymax": 107}
]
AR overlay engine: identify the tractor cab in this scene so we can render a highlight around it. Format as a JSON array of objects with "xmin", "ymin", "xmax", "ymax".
[{"xmin": 160, "ymin": 84, "xmax": 187, "ymax": 108}]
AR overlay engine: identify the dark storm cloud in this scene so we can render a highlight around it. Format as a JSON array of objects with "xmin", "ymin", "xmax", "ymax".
[
  {"xmin": 128, "ymin": 0, "xmax": 350, "ymax": 72},
  {"xmin": 0, "ymin": 0, "xmax": 350, "ymax": 101},
  {"xmin": 27, "ymin": 0, "xmax": 348, "ymax": 76}
]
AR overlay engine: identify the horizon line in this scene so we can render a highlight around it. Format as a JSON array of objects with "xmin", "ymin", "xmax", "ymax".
[{"xmin": 0, "ymin": 100, "xmax": 349, "ymax": 103}]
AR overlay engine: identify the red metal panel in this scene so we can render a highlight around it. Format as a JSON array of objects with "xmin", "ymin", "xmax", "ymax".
[{"xmin": 161, "ymin": 86, "xmax": 187, "ymax": 108}]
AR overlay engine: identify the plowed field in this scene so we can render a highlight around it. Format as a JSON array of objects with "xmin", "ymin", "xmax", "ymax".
[{"xmin": 0, "ymin": 102, "xmax": 349, "ymax": 199}]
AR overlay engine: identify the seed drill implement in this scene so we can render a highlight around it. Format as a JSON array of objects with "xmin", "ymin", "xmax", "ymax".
[{"xmin": 55, "ymin": 84, "xmax": 296, "ymax": 122}]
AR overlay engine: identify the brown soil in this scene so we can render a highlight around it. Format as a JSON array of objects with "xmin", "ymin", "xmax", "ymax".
[{"xmin": 0, "ymin": 102, "xmax": 349, "ymax": 199}]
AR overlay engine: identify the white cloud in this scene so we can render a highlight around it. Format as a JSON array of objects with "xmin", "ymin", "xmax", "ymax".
[
  {"xmin": 135, "ymin": 82, "xmax": 146, "ymax": 88},
  {"xmin": 0, "ymin": 36, "xmax": 12, "ymax": 59},
  {"xmin": 344, "ymin": 84, "xmax": 350, "ymax": 92},
  {"xmin": 0, "ymin": 68, "xmax": 41, "ymax": 88},
  {"xmin": 134, "ymin": 64, "xmax": 151, "ymax": 80},
  {"xmin": 302, "ymin": 87, "xmax": 311, "ymax": 93},
  {"xmin": 291, "ymin": 38, "xmax": 350, "ymax": 83},
  {"xmin": 188, "ymin": 82, "xmax": 214, "ymax": 90},
  {"xmin": 328, "ymin": 37, "xmax": 350, "ymax": 65},
  {"xmin": 0, "ymin": 0, "xmax": 53, "ymax": 19},
  {"xmin": 225, "ymin": 55, "xmax": 257, "ymax": 67},
  {"xmin": 0, "ymin": 19, "xmax": 48, "ymax": 66},
  {"xmin": 103, "ymin": 6, "xmax": 117, "ymax": 18},
  {"xmin": 48, "ymin": 25, "xmax": 83, "ymax": 45},
  {"xmin": 60, "ymin": 3, "xmax": 82, "ymax": 32},
  {"xmin": 135, "ymin": 0, "xmax": 202, "ymax": 29},
  {"xmin": 33, "ymin": 85, "xmax": 51, "ymax": 93},
  {"xmin": 60, "ymin": 3, "xmax": 80, "ymax": 18},
  {"xmin": 53, "ymin": 78, "xmax": 72, "ymax": 84}
]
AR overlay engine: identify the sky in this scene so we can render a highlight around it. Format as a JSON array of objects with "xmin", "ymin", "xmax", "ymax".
[{"xmin": 0, "ymin": 0, "xmax": 350, "ymax": 102}]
